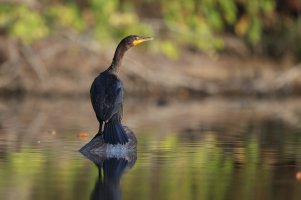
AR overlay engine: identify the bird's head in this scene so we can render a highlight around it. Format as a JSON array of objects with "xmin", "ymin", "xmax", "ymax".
[
  {"xmin": 121, "ymin": 35, "xmax": 153, "ymax": 50},
  {"xmin": 111, "ymin": 35, "xmax": 153, "ymax": 69}
]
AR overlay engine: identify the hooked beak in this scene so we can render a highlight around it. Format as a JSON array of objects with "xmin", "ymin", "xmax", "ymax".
[{"xmin": 133, "ymin": 36, "xmax": 154, "ymax": 46}]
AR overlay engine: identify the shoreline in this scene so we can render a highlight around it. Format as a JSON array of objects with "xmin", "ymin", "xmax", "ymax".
[{"xmin": 0, "ymin": 38, "xmax": 300, "ymax": 97}]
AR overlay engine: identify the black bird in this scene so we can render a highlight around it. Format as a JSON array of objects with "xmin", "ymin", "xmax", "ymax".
[{"xmin": 90, "ymin": 35, "xmax": 153, "ymax": 145}]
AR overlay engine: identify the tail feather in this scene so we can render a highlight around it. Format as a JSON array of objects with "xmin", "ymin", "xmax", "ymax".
[{"xmin": 103, "ymin": 122, "xmax": 129, "ymax": 145}]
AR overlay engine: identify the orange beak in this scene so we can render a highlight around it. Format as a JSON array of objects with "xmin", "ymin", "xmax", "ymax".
[{"xmin": 133, "ymin": 36, "xmax": 154, "ymax": 46}]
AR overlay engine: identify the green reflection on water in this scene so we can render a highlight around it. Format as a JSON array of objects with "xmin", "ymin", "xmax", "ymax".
[
  {"xmin": 1, "ymin": 119, "xmax": 301, "ymax": 200},
  {"xmin": 0, "ymin": 144, "xmax": 97, "ymax": 199}
]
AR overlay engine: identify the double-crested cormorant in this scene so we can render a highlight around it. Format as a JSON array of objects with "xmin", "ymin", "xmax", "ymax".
[{"xmin": 90, "ymin": 35, "xmax": 153, "ymax": 145}]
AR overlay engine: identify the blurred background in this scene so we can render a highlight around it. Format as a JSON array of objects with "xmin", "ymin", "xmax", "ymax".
[
  {"xmin": 0, "ymin": 0, "xmax": 300, "ymax": 96},
  {"xmin": 1, "ymin": 1, "xmax": 301, "ymax": 200}
]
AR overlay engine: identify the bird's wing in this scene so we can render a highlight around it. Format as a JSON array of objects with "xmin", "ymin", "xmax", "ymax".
[
  {"xmin": 90, "ymin": 74, "xmax": 123, "ymax": 122},
  {"xmin": 102, "ymin": 78, "xmax": 123, "ymax": 120},
  {"xmin": 90, "ymin": 77, "xmax": 105, "ymax": 121}
]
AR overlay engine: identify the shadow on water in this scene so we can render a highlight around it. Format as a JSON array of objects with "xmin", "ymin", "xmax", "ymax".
[
  {"xmin": 80, "ymin": 148, "xmax": 137, "ymax": 200},
  {"xmin": 79, "ymin": 127, "xmax": 137, "ymax": 200}
]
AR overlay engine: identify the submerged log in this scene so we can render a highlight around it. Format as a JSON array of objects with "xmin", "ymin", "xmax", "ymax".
[{"xmin": 79, "ymin": 126, "xmax": 137, "ymax": 159}]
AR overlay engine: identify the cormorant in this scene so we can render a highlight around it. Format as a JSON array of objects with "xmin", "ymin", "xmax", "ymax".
[{"xmin": 90, "ymin": 35, "xmax": 153, "ymax": 145}]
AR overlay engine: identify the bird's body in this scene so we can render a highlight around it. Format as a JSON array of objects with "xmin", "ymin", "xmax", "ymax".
[
  {"xmin": 90, "ymin": 70, "xmax": 127, "ymax": 144},
  {"xmin": 91, "ymin": 71, "xmax": 123, "ymax": 123},
  {"xmin": 90, "ymin": 35, "xmax": 152, "ymax": 145}
]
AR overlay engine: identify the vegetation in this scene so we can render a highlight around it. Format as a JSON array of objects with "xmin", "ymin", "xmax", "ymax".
[
  {"xmin": 0, "ymin": 0, "xmax": 300, "ymax": 96},
  {"xmin": 0, "ymin": 0, "xmax": 300, "ymax": 58}
]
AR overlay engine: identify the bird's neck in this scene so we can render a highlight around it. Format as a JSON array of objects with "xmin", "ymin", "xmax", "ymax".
[{"xmin": 108, "ymin": 44, "xmax": 127, "ymax": 73}]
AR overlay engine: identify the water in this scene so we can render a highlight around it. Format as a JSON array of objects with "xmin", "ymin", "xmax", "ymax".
[{"xmin": 1, "ymin": 97, "xmax": 301, "ymax": 200}]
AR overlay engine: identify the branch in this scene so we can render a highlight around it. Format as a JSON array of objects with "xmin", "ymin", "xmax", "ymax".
[{"xmin": 20, "ymin": 45, "xmax": 48, "ymax": 81}]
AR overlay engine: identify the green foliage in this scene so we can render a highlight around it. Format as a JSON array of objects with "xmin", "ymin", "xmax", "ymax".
[
  {"xmin": 162, "ymin": 1, "xmax": 223, "ymax": 54},
  {"xmin": 0, "ymin": 5, "xmax": 49, "ymax": 43},
  {"xmin": 160, "ymin": 41, "xmax": 179, "ymax": 60},
  {"xmin": 242, "ymin": 0, "xmax": 275, "ymax": 45},
  {"xmin": 162, "ymin": 0, "xmax": 276, "ymax": 53},
  {"xmin": 89, "ymin": 0, "xmax": 153, "ymax": 44},
  {"xmin": 45, "ymin": 4, "xmax": 86, "ymax": 32},
  {"xmin": 0, "ymin": 0, "xmax": 299, "ymax": 58}
]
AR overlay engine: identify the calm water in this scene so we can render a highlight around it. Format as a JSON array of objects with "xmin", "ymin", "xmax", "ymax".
[{"xmin": 1, "ymin": 97, "xmax": 301, "ymax": 200}]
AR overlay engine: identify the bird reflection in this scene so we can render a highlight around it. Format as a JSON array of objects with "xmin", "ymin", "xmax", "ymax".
[{"xmin": 81, "ymin": 150, "xmax": 136, "ymax": 200}]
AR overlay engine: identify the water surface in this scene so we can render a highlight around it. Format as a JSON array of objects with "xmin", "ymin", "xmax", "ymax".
[{"xmin": 0, "ymin": 97, "xmax": 301, "ymax": 200}]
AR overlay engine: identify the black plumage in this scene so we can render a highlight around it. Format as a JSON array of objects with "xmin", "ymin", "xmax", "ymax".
[{"xmin": 90, "ymin": 35, "xmax": 153, "ymax": 145}]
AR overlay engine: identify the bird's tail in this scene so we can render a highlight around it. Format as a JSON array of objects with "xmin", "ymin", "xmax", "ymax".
[{"xmin": 103, "ymin": 122, "xmax": 129, "ymax": 145}]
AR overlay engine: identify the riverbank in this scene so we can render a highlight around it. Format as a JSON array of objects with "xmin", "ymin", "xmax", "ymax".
[{"xmin": 0, "ymin": 38, "xmax": 300, "ymax": 97}]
